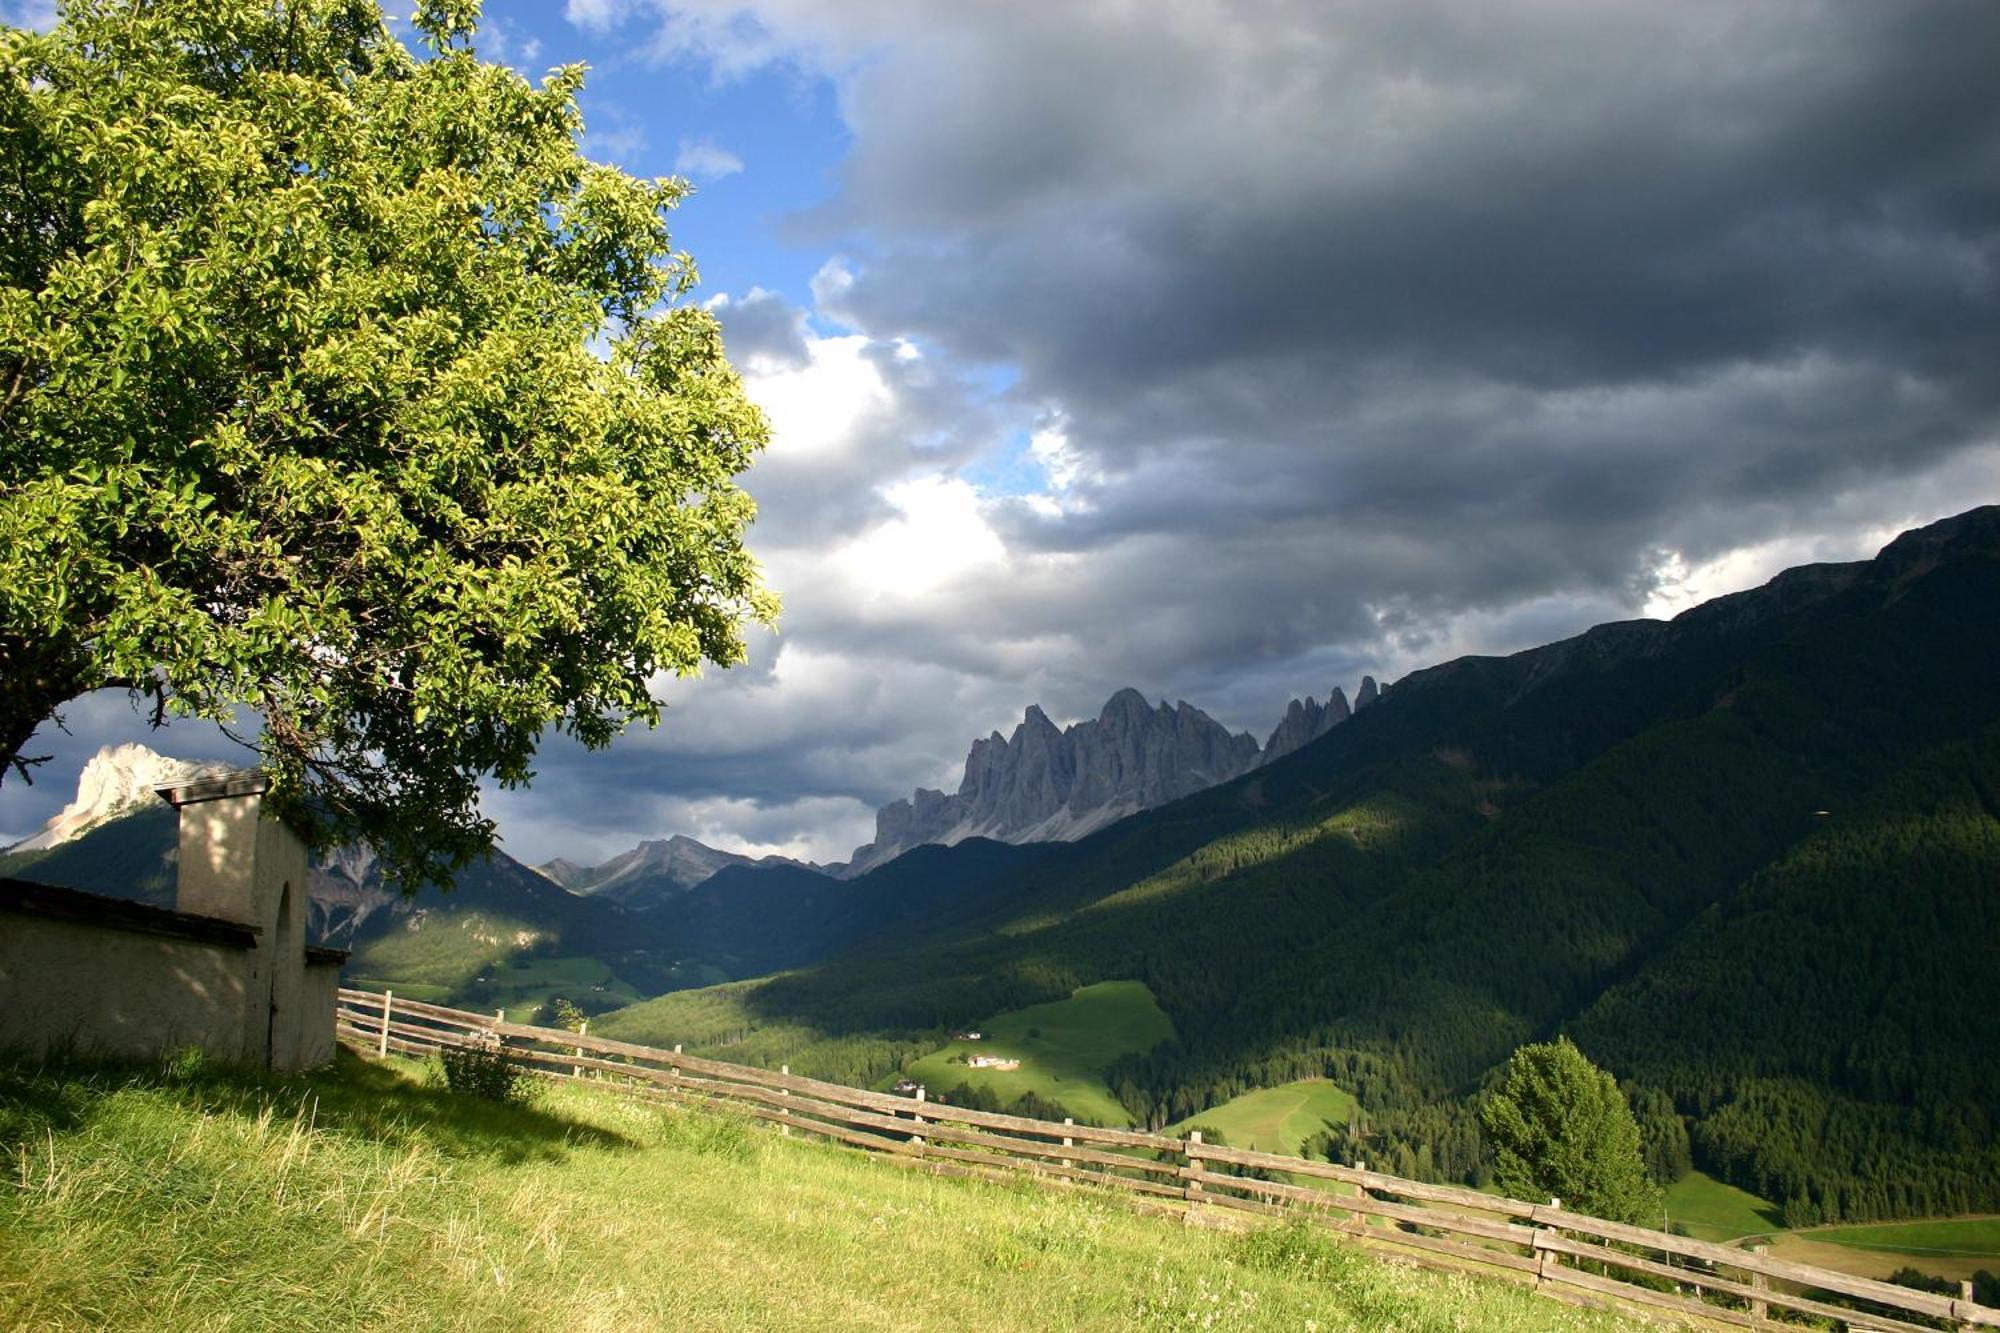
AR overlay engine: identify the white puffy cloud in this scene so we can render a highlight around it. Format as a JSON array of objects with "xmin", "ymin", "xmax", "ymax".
[
  {"xmin": 833, "ymin": 475, "xmax": 1005, "ymax": 601},
  {"xmin": 674, "ymin": 137, "xmax": 745, "ymax": 180}
]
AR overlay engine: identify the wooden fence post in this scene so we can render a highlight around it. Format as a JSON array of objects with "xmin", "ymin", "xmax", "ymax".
[
  {"xmin": 1536, "ymin": 1197, "xmax": 1562, "ymax": 1286},
  {"xmin": 671, "ymin": 1044, "xmax": 682, "ymax": 1099},
  {"xmin": 1062, "ymin": 1117, "xmax": 1074, "ymax": 1171},
  {"xmin": 573, "ymin": 1020, "xmax": 587, "ymax": 1078},
  {"xmin": 1186, "ymin": 1131, "xmax": 1204, "ymax": 1211},
  {"xmin": 912, "ymin": 1086, "xmax": 926, "ymax": 1154},
  {"xmin": 780, "ymin": 1065, "xmax": 790, "ymax": 1135},
  {"xmin": 378, "ymin": 990, "xmax": 393, "ymax": 1059},
  {"xmin": 1744, "ymin": 1241, "xmax": 1769, "ymax": 1320}
]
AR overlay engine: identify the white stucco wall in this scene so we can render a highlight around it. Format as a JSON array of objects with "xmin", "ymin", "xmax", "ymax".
[{"xmin": 0, "ymin": 912, "xmax": 253, "ymax": 1062}]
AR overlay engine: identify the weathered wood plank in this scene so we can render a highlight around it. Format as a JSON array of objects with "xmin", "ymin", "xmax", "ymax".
[
  {"xmin": 1348, "ymin": 1220, "xmax": 1542, "ymax": 1277},
  {"xmin": 340, "ymin": 990, "xmax": 496, "ymax": 1028},
  {"xmin": 1185, "ymin": 1168, "xmax": 1537, "ymax": 1246},
  {"xmin": 1542, "ymin": 1262, "xmax": 1762, "ymax": 1330},
  {"xmin": 1530, "ymin": 1209, "xmax": 1962, "ymax": 1321},
  {"xmin": 1191, "ymin": 1144, "xmax": 1540, "ymax": 1220},
  {"xmin": 1531, "ymin": 1232, "xmax": 1943, "ymax": 1333}
]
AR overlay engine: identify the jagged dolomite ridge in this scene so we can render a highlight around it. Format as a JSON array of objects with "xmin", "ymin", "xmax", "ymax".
[
  {"xmin": 1260, "ymin": 674, "xmax": 1379, "ymax": 766},
  {"xmin": 6, "ymin": 743, "xmax": 225, "ymax": 854},
  {"xmin": 840, "ymin": 676, "xmax": 1389, "ymax": 874},
  {"xmin": 842, "ymin": 689, "xmax": 1263, "ymax": 875}
]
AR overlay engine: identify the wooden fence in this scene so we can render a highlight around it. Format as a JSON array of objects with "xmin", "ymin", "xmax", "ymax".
[{"xmin": 335, "ymin": 987, "xmax": 1998, "ymax": 1333}]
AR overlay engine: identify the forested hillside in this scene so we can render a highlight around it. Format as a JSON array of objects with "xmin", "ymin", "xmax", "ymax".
[
  {"xmin": 600, "ymin": 506, "xmax": 2000, "ymax": 1224},
  {"xmin": 1571, "ymin": 726, "xmax": 2000, "ymax": 1224}
]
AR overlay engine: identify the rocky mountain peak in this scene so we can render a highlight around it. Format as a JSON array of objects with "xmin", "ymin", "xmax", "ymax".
[
  {"xmin": 840, "ymin": 688, "xmax": 1268, "ymax": 876},
  {"xmin": 1355, "ymin": 676, "xmax": 1379, "ymax": 711},
  {"xmin": 1260, "ymin": 679, "xmax": 1373, "ymax": 766},
  {"xmin": 6, "ymin": 742, "xmax": 228, "ymax": 855},
  {"xmin": 538, "ymin": 832, "xmax": 816, "ymax": 905}
]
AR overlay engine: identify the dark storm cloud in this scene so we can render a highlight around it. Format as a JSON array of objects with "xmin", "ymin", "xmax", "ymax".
[
  {"xmin": 524, "ymin": 0, "xmax": 2000, "ymax": 859},
  {"xmin": 771, "ymin": 0, "xmax": 2000, "ymax": 661},
  {"xmin": 9, "ymin": 0, "xmax": 1998, "ymax": 866},
  {"xmin": 821, "ymin": 1, "xmax": 1999, "ymax": 416}
]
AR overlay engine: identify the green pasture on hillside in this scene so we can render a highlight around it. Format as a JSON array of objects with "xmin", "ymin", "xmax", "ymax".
[
  {"xmin": 343, "ymin": 911, "xmax": 541, "ymax": 990},
  {"xmin": 898, "ymin": 979, "xmax": 1174, "ymax": 1126},
  {"xmin": 1805, "ymin": 1215, "xmax": 2000, "ymax": 1259},
  {"xmin": 1658, "ymin": 1175, "xmax": 1999, "ymax": 1282},
  {"xmin": 0, "ymin": 1049, "xmax": 1649, "ymax": 1332},
  {"xmin": 485, "ymin": 955, "xmax": 645, "ymax": 1022},
  {"xmin": 349, "ymin": 932, "xmax": 645, "ymax": 1021},
  {"xmin": 1168, "ymin": 1079, "xmax": 1360, "ymax": 1156},
  {"xmin": 1768, "ymin": 1221, "xmax": 2000, "ymax": 1284},
  {"xmin": 1663, "ymin": 1171, "xmax": 1783, "ymax": 1242}
]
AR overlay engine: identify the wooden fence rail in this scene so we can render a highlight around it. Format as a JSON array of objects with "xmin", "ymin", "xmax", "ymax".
[{"xmin": 334, "ymin": 987, "xmax": 1998, "ymax": 1333}]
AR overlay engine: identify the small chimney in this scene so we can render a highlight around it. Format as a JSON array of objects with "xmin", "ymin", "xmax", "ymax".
[{"xmin": 156, "ymin": 771, "xmax": 284, "ymax": 925}]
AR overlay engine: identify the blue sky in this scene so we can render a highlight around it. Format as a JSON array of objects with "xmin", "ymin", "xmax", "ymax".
[
  {"xmin": 465, "ymin": 3, "xmax": 847, "ymax": 308},
  {"xmin": 4, "ymin": 1, "xmax": 1998, "ymax": 869}
]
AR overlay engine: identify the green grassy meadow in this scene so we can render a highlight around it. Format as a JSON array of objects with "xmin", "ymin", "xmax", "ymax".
[
  {"xmin": 484, "ymin": 955, "xmax": 646, "ymax": 1023},
  {"xmin": 1658, "ymin": 1173, "xmax": 2000, "ymax": 1282},
  {"xmin": 1662, "ymin": 1171, "xmax": 1783, "ymax": 1242},
  {"xmin": 350, "ymin": 949, "xmax": 646, "ymax": 1023},
  {"xmin": 1169, "ymin": 1079, "xmax": 1360, "ymax": 1156},
  {"xmin": 1806, "ymin": 1216, "xmax": 2000, "ymax": 1256},
  {"xmin": 0, "ymin": 1048, "xmax": 1658, "ymax": 1332},
  {"xmin": 898, "ymin": 980, "xmax": 1174, "ymax": 1126},
  {"xmin": 342, "ymin": 910, "xmax": 547, "ymax": 991},
  {"xmin": 1771, "ymin": 1216, "xmax": 2000, "ymax": 1281}
]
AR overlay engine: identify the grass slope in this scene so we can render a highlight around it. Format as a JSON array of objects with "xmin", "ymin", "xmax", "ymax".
[
  {"xmin": 1169, "ymin": 1079, "xmax": 1360, "ymax": 1156},
  {"xmin": 1806, "ymin": 1216, "xmax": 2000, "ymax": 1256},
  {"xmin": 900, "ymin": 980, "xmax": 1174, "ymax": 1126},
  {"xmin": 1657, "ymin": 1175, "xmax": 2000, "ymax": 1280},
  {"xmin": 344, "ymin": 944, "xmax": 648, "ymax": 1016},
  {"xmin": 0, "ymin": 1050, "xmax": 1650, "ymax": 1332},
  {"xmin": 1662, "ymin": 1171, "xmax": 1782, "ymax": 1242}
]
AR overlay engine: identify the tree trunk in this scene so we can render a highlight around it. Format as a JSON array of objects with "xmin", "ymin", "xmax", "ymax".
[{"xmin": 0, "ymin": 633, "xmax": 93, "ymax": 784}]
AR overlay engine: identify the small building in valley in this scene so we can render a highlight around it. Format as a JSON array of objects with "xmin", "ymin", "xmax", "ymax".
[
  {"xmin": 965, "ymin": 1054, "xmax": 1020, "ymax": 1071},
  {"xmin": 0, "ymin": 771, "xmax": 345, "ymax": 1070}
]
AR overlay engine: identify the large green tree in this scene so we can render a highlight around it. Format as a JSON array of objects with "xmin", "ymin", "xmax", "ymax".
[
  {"xmin": 1478, "ymin": 1037, "xmax": 1663, "ymax": 1225},
  {"xmin": 0, "ymin": 0, "xmax": 775, "ymax": 885}
]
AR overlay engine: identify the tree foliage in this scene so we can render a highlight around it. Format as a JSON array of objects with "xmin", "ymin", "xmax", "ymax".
[
  {"xmin": 1479, "ymin": 1038, "xmax": 1662, "ymax": 1225},
  {"xmin": 0, "ymin": 0, "xmax": 774, "ymax": 886}
]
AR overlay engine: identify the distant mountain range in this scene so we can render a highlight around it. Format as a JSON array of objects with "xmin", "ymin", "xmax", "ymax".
[
  {"xmin": 0, "ymin": 743, "xmax": 1068, "ymax": 1010},
  {"xmin": 541, "ymin": 835, "xmax": 812, "ymax": 903},
  {"xmin": 593, "ymin": 504, "xmax": 2000, "ymax": 1228},
  {"xmin": 551, "ymin": 676, "xmax": 1385, "ymax": 894}
]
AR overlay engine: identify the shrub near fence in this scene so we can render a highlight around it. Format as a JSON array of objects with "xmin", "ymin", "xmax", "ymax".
[{"xmin": 335, "ymin": 988, "xmax": 1999, "ymax": 1333}]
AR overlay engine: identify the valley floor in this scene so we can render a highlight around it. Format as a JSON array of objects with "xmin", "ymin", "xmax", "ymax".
[
  {"xmin": 0, "ymin": 1049, "xmax": 1658, "ymax": 1332},
  {"xmin": 1662, "ymin": 1172, "xmax": 2000, "ymax": 1283}
]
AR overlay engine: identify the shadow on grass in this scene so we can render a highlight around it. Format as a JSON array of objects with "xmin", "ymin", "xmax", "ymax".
[{"xmin": 0, "ymin": 1046, "xmax": 639, "ymax": 1165}]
